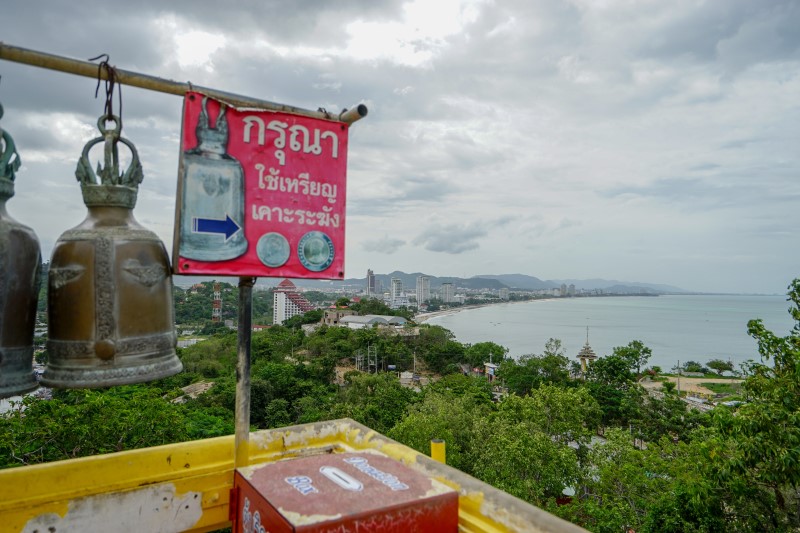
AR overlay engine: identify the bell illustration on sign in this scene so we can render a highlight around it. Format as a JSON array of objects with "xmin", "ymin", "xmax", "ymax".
[{"xmin": 178, "ymin": 96, "xmax": 246, "ymax": 261}]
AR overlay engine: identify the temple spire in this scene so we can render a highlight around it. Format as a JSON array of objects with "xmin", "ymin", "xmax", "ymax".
[{"xmin": 576, "ymin": 326, "xmax": 597, "ymax": 374}]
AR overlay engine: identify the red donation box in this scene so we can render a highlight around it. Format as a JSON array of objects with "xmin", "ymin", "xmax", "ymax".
[
  {"xmin": 231, "ymin": 452, "xmax": 459, "ymax": 532},
  {"xmin": 173, "ymin": 92, "xmax": 349, "ymax": 279}
]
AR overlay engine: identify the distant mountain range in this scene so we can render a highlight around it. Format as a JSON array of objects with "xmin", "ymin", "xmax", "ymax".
[
  {"xmin": 175, "ymin": 271, "xmax": 687, "ymax": 294},
  {"xmin": 476, "ymin": 275, "xmax": 687, "ymax": 294},
  {"xmin": 549, "ymin": 278, "xmax": 687, "ymax": 294}
]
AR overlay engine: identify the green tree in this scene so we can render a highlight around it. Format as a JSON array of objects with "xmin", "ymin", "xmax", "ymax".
[
  {"xmin": 634, "ymin": 389, "xmax": 707, "ymax": 443},
  {"xmin": 173, "ymin": 281, "xmax": 239, "ymax": 325},
  {"xmin": 464, "ymin": 341, "xmax": 508, "ymax": 367},
  {"xmin": 542, "ymin": 337, "xmax": 566, "ymax": 359},
  {"xmin": 329, "ymin": 372, "xmax": 416, "ymax": 434},
  {"xmin": 706, "ymin": 358, "xmax": 734, "ymax": 375},
  {"xmin": 0, "ymin": 388, "xmax": 190, "ymax": 468},
  {"xmin": 586, "ymin": 354, "xmax": 634, "ymax": 387},
  {"xmin": 682, "ymin": 360, "xmax": 706, "ymax": 373},
  {"xmin": 473, "ymin": 421, "xmax": 579, "ymax": 507},
  {"xmin": 498, "ymin": 339, "xmax": 573, "ymax": 395},
  {"xmin": 613, "ymin": 340, "xmax": 652, "ymax": 376},
  {"xmin": 349, "ymin": 297, "xmax": 414, "ymax": 319},
  {"xmin": 252, "ymin": 288, "xmax": 274, "ymax": 324},
  {"xmin": 585, "ymin": 354, "xmax": 639, "ymax": 427},
  {"xmin": 497, "ymin": 385, "xmax": 601, "ymax": 446},
  {"xmin": 388, "ymin": 391, "xmax": 490, "ymax": 473},
  {"xmin": 559, "ymin": 429, "xmax": 674, "ymax": 532},
  {"xmin": 283, "ymin": 309, "xmax": 323, "ymax": 329},
  {"xmin": 425, "ymin": 374, "xmax": 494, "ymax": 405},
  {"xmin": 708, "ymin": 279, "xmax": 800, "ymax": 522}
]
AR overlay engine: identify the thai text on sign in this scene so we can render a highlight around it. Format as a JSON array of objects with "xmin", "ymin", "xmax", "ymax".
[{"xmin": 173, "ymin": 92, "xmax": 348, "ymax": 279}]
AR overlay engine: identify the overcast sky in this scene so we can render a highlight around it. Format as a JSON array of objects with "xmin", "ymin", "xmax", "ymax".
[{"xmin": 1, "ymin": 0, "xmax": 798, "ymax": 293}]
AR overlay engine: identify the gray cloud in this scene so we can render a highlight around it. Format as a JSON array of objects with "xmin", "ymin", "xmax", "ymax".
[
  {"xmin": 601, "ymin": 175, "xmax": 800, "ymax": 211},
  {"xmin": 361, "ymin": 236, "xmax": 406, "ymax": 254},
  {"xmin": 1, "ymin": 0, "xmax": 799, "ymax": 293},
  {"xmin": 413, "ymin": 223, "xmax": 488, "ymax": 254}
]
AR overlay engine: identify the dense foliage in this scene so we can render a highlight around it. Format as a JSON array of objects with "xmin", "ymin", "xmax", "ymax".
[
  {"xmin": 4, "ymin": 279, "xmax": 800, "ymax": 532},
  {"xmin": 173, "ymin": 282, "xmax": 273, "ymax": 326}
]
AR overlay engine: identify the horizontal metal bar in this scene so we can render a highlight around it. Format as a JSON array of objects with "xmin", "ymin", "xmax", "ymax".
[{"xmin": 0, "ymin": 43, "xmax": 367, "ymax": 124}]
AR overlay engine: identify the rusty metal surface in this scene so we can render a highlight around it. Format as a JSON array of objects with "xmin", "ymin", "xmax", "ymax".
[
  {"xmin": 0, "ymin": 99, "xmax": 41, "ymax": 398},
  {"xmin": 42, "ymin": 115, "xmax": 181, "ymax": 388}
]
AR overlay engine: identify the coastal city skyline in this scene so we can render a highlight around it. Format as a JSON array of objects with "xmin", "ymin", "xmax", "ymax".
[{"xmin": 2, "ymin": 1, "xmax": 798, "ymax": 296}]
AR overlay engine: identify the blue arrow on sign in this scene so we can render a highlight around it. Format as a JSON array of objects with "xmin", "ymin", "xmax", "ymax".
[{"xmin": 192, "ymin": 215, "xmax": 242, "ymax": 241}]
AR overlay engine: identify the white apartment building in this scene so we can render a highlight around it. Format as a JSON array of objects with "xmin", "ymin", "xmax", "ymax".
[
  {"xmin": 440, "ymin": 282, "xmax": 454, "ymax": 303},
  {"xmin": 390, "ymin": 278, "xmax": 403, "ymax": 301},
  {"xmin": 416, "ymin": 275, "xmax": 431, "ymax": 306},
  {"xmin": 273, "ymin": 279, "xmax": 315, "ymax": 325}
]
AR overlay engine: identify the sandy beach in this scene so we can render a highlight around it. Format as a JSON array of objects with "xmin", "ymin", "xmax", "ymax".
[{"xmin": 415, "ymin": 297, "xmax": 556, "ymax": 323}]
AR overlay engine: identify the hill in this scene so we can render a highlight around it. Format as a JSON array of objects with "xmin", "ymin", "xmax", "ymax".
[
  {"xmin": 174, "ymin": 272, "xmax": 686, "ymax": 294},
  {"xmin": 474, "ymin": 274, "xmax": 557, "ymax": 290},
  {"xmin": 549, "ymin": 278, "xmax": 688, "ymax": 294}
]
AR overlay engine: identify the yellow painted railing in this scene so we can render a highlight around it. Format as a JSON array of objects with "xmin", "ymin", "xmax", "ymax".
[{"xmin": 0, "ymin": 419, "xmax": 585, "ymax": 533}]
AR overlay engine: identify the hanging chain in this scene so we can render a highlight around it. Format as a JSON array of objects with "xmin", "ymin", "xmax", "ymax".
[{"xmin": 89, "ymin": 54, "xmax": 122, "ymax": 125}]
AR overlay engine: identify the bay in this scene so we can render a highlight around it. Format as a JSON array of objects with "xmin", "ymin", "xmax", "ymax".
[{"xmin": 427, "ymin": 294, "xmax": 796, "ymax": 370}]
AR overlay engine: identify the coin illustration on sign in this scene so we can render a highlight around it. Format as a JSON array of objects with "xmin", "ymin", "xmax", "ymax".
[
  {"xmin": 297, "ymin": 231, "xmax": 334, "ymax": 272},
  {"xmin": 256, "ymin": 232, "xmax": 290, "ymax": 268}
]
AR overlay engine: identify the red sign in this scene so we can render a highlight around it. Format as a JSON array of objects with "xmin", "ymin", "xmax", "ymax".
[{"xmin": 173, "ymin": 92, "xmax": 348, "ymax": 279}]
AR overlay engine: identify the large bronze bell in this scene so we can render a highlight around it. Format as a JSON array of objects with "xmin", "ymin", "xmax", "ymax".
[
  {"xmin": 0, "ymin": 101, "xmax": 42, "ymax": 398},
  {"xmin": 42, "ymin": 115, "xmax": 182, "ymax": 388}
]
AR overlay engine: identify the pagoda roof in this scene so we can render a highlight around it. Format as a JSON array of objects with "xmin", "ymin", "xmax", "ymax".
[
  {"xmin": 576, "ymin": 342, "xmax": 597, "ymax": 360},
  {"xmin": 277, "ymin": 279, "xmax": 296, "ymax": 289}
]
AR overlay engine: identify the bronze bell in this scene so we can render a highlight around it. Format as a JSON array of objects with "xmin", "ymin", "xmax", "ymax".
[
  {"xmin": 0, "ymin": 100, "xmax": 42, "ymax": 398},
  {"xmin": 42, "ymin": 115, "xmax": 182, "ymax": 388}
]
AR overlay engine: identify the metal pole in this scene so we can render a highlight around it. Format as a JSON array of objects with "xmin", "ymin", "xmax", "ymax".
[
  {"xmin": 0, "ymin": 43, "xmax": 368, "ymax": 124},
  {"xmin": 235, "ymin": 276, "xmax": 255, "ymax": 468}
]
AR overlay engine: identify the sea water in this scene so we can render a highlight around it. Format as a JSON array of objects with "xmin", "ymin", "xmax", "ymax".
[{"xmin": 428, "ymin": 294, "xmax": 796, "ymax": 370}]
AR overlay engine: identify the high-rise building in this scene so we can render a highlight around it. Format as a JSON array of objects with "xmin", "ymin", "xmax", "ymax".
[
  {"xmin": 366, "ymin": 269, "xmax": 376, "ymax": 296},
  {"xmin": 499, "ymin": 288, "xmax": 510, "ymax": 300},
  {"xmin": 416, "ymin": 275, "xmax": 430, "ymax": 306},
  {"xmin": 389, "ymin": 278, "xmax": 403, "ymax": 301},
  {"xmin": 386, "ymin": 278, "xmax": 408, "ymax": 309},
  {"xmin": 441, "ymin": 282, "xmax": 454, "ymax": 303},
  {"xmin": 273, "ymin": 279, "xmax": 315, "ymax": 325}
]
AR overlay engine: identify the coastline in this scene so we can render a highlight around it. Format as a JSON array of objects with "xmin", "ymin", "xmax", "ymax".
[
  {"xmin": 415, "ymin": 297, "xmax": 556, "ymax": 323},
  {"xmin": 412, "ymin": 294, "xmax": 790, "ymax": 368},
  {"xmin": 414, "ymin": 293, "xmax": 670, "ymax": 324}
]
